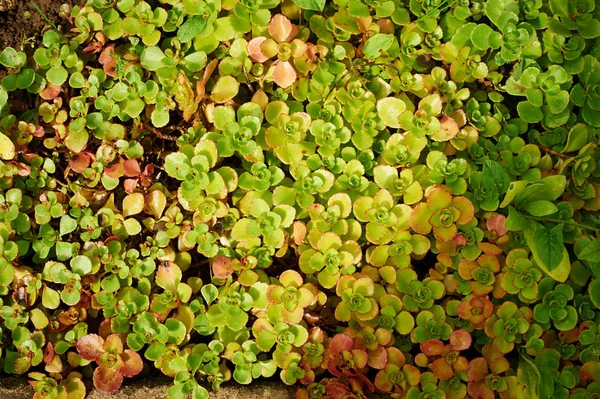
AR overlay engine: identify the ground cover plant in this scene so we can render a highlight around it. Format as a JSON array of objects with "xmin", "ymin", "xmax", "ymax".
[{"xmin": 0, "ymin": 0, "xmax": 599, "ymax": 398}]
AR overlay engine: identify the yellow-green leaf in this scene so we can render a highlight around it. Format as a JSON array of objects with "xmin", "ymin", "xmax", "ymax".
[
  {"xmin": 517, "ymin": 349, "xmax": 540, "ymax": 399},
  {"xmin": 0, "ymin": 131, "xmax": 15, "ymax": 160},
  {"xmin": 123, "ymin": 192, "xmax": 145, "ymax": 217}
]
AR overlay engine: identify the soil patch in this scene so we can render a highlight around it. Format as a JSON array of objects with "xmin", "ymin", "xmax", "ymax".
[
  {"xmin": 0, "ymin": 0, "xmax": 67, "ymax": 51},
  {"xmin": 0, "ymin": 375, "xmax": 298, "ymax": 399}
]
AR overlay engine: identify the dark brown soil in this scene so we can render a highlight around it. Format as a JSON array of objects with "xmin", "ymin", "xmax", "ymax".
[
  {"xmin": 0, "ymin": 1, "xmax": 80, "ymax": 115},
  {"xmin": 0, "ymin": 0, "xmax": 69, "ymax": 51}
]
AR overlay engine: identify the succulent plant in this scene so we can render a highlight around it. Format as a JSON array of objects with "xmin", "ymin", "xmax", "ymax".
[
  {"xmin": 0, "ymin": 0, "xmax": 598, "ymax": 398},
  {"xmin": 76, "ymin": 334, "xmax": 143, "ymax": 393}
]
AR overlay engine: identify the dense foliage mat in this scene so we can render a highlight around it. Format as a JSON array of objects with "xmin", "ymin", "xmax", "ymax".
[{"xmin": 0, "ymin": 0, "xmax": 599, "ymax": 398}]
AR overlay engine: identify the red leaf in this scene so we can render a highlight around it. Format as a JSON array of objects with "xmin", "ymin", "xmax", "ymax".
[
  {"xmin": 328, "ymin": 334, "xmax": 353, "ymax": 354},
  {"xmin": 453, "ymin": 234, "xmax": 467, "ymax": 246},
  {"xmin": 468, "ymin": 380, "xmax": 495, "ymax": 399},
  {"xmin": 142, "ymin": 164, "xmax": 154, "ymax": 177},
  {"xmin": 83, "ymin": 32, "xmax": 107, "ymax": 54},
  {"xmin": 325, "ymin": 380, "xmax": 349, "ymax": 399},
  {"xmin": 33, "ymin": 125, "xmax": 45, "ymax": 138},
  {"xmin": 43, "ymin": 342, "xmax": 55, "ymax": 364},
  {"xmin": 123, "ymin": 159, "xmax": 141, "ymax": 177}
]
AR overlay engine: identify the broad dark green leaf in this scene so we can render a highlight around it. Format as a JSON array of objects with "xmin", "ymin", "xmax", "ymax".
[
  {"xmin": 363, "ymin": 34, "xmax": 395, "ymax": 59},
  {"xmin": 505, "ymin": 207, "xmax": 528, "ymax": 231},
  {"xmin": 525, "ymin": 221, "xmax": 571, "ymax": 282},
  {"xmin": 291, "ymin": 0, "xmax": 326, "ymax": 11},
  {"xmin": 522, "ymin": 200, "xmax": 558, "ymax": 217},
  {"xmin": 517, "ymin": 100, "xmax": 543, "ymax": 123},
  {"xmin": 482, "ymin": 160, "xmax": 510, "ymax": 193},
  {"xmin": 588, "ymin": 260, "xmax": 600, "ymax": 280},
  {"xmin": 562, "ymin": 124, "xmax": 589, "ymax": 153},
  {"xmin": 178, "ymin": 16, "xmax": 208, "ymax": 43},
  {"xmin": 515, "ymin": 175, "xmax": 567, "ymax": 206},
  {"xmin": 531, "ymin": 222, "xmax": 564, "ymax": 271},
  {"xmin": 579, "ymin": 238, "xmax": 600, "ymax": 262}
]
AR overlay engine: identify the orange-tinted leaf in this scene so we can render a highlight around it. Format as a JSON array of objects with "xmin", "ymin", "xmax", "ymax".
[
  {"xmin": 99, "ymin": 45, "xmax": 117, "ymax": 77},
  {"xmin": 103, "ymin": 334, "xmax": 123, "ymax": 354},
  {"xmin": 104, "ymin": 158, "xmax": 125, "ymax": 178},
  {"xmin": 432, "ymin": 358, "xmax": 454, "ymax": 380},
  {"xmin": 40, "ymin": 84, "xmax": 62, "ymax": 100},
  {"xmin": 453, "ymin": 196, "xmax": 475, "ymax": 225},
  {"xmin": 375, "ymin": 370, "xmax": 393, "ymax": 392},
  {"xmin": 580, "ymin": 361, "xmax": 600, "ymax": 382},
  {"xmin": 247, "ymin": 37, "xmax": 269, "ymax": 63},
  {"xmin": 487, "ymin": 214, "xmax": 508, "ymax": 235},
  {"xmin": 69, "ymin": 152, "xmax": 92, "ymax": 174},
  {"xmin": 268, "ymin": 14, "xmax": 294, "ymax": 43},
  {"xmin": 93, "ymin": 366, "xmax": 123, "ymax": 393},
  {"xmin": 212, "ymin": 256, "xmax": 233, "ymax": 280},
  {"xmin": 352, "ymin": 349, "xmax": 368, "ymax": 369},
  {"xmin": 404, "ymin": 364, "xmax": 421, "ymax": 386},
  {"xmin": 123, "ymin": 159, "xmax": 141, "ymax": 177},
  {"xmin": 467, "ymin": 357, "xmax": 488, "ymax": 382},
  {"xmin": 123, "ymin": 178, "xmax": 138, "ymax": 193},
  {"xmin": 421, "ymin": 339, "xmax": 444, "ymax": 356},
  {"xmin": 119, "ymin": 350, "xmax": 143, "ymax": 378},
  {"xmin": 431, "ymin": 115, "xmax": 459, "ymax": 142},
  {"xmin": 76, "ymin": 334, "xmax": 104, "ymax": 361},
  {"xmin": 367, "ymin": 346, "xmax": 388, "ymax": 369},
  {"xmin": 450, "ymin": 329, "xmax": 472, "ymax": 351},
  {"xmin": 293, "ymin": 221, "xmax": 306, "ymax": 245},
  {"xmin": 410, "ymin": 203, "xmax": 433, "ymax": 235},
  {"xmin": 386, "ymin": 347, "xmax": 406, "ymax": 367},
  {"xmin": 272, "ymin": 61, "xmax": 297, "ymax": 88}
]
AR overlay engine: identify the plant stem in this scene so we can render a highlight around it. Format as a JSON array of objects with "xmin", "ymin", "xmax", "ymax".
[
  {"xmin": 146, "ymin": 125, "xmax": 178, "ymax": 141},
  {"xmin": 523, "ymin": 214, "xmax": 600, "ymax": 233},
  {"xmin": 30, "ymin": 0, "xmax": 57, "ymax": 30},
  {"xmin": 535, "ymin": 144, "xmax": 570, "ymax": 159}
]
